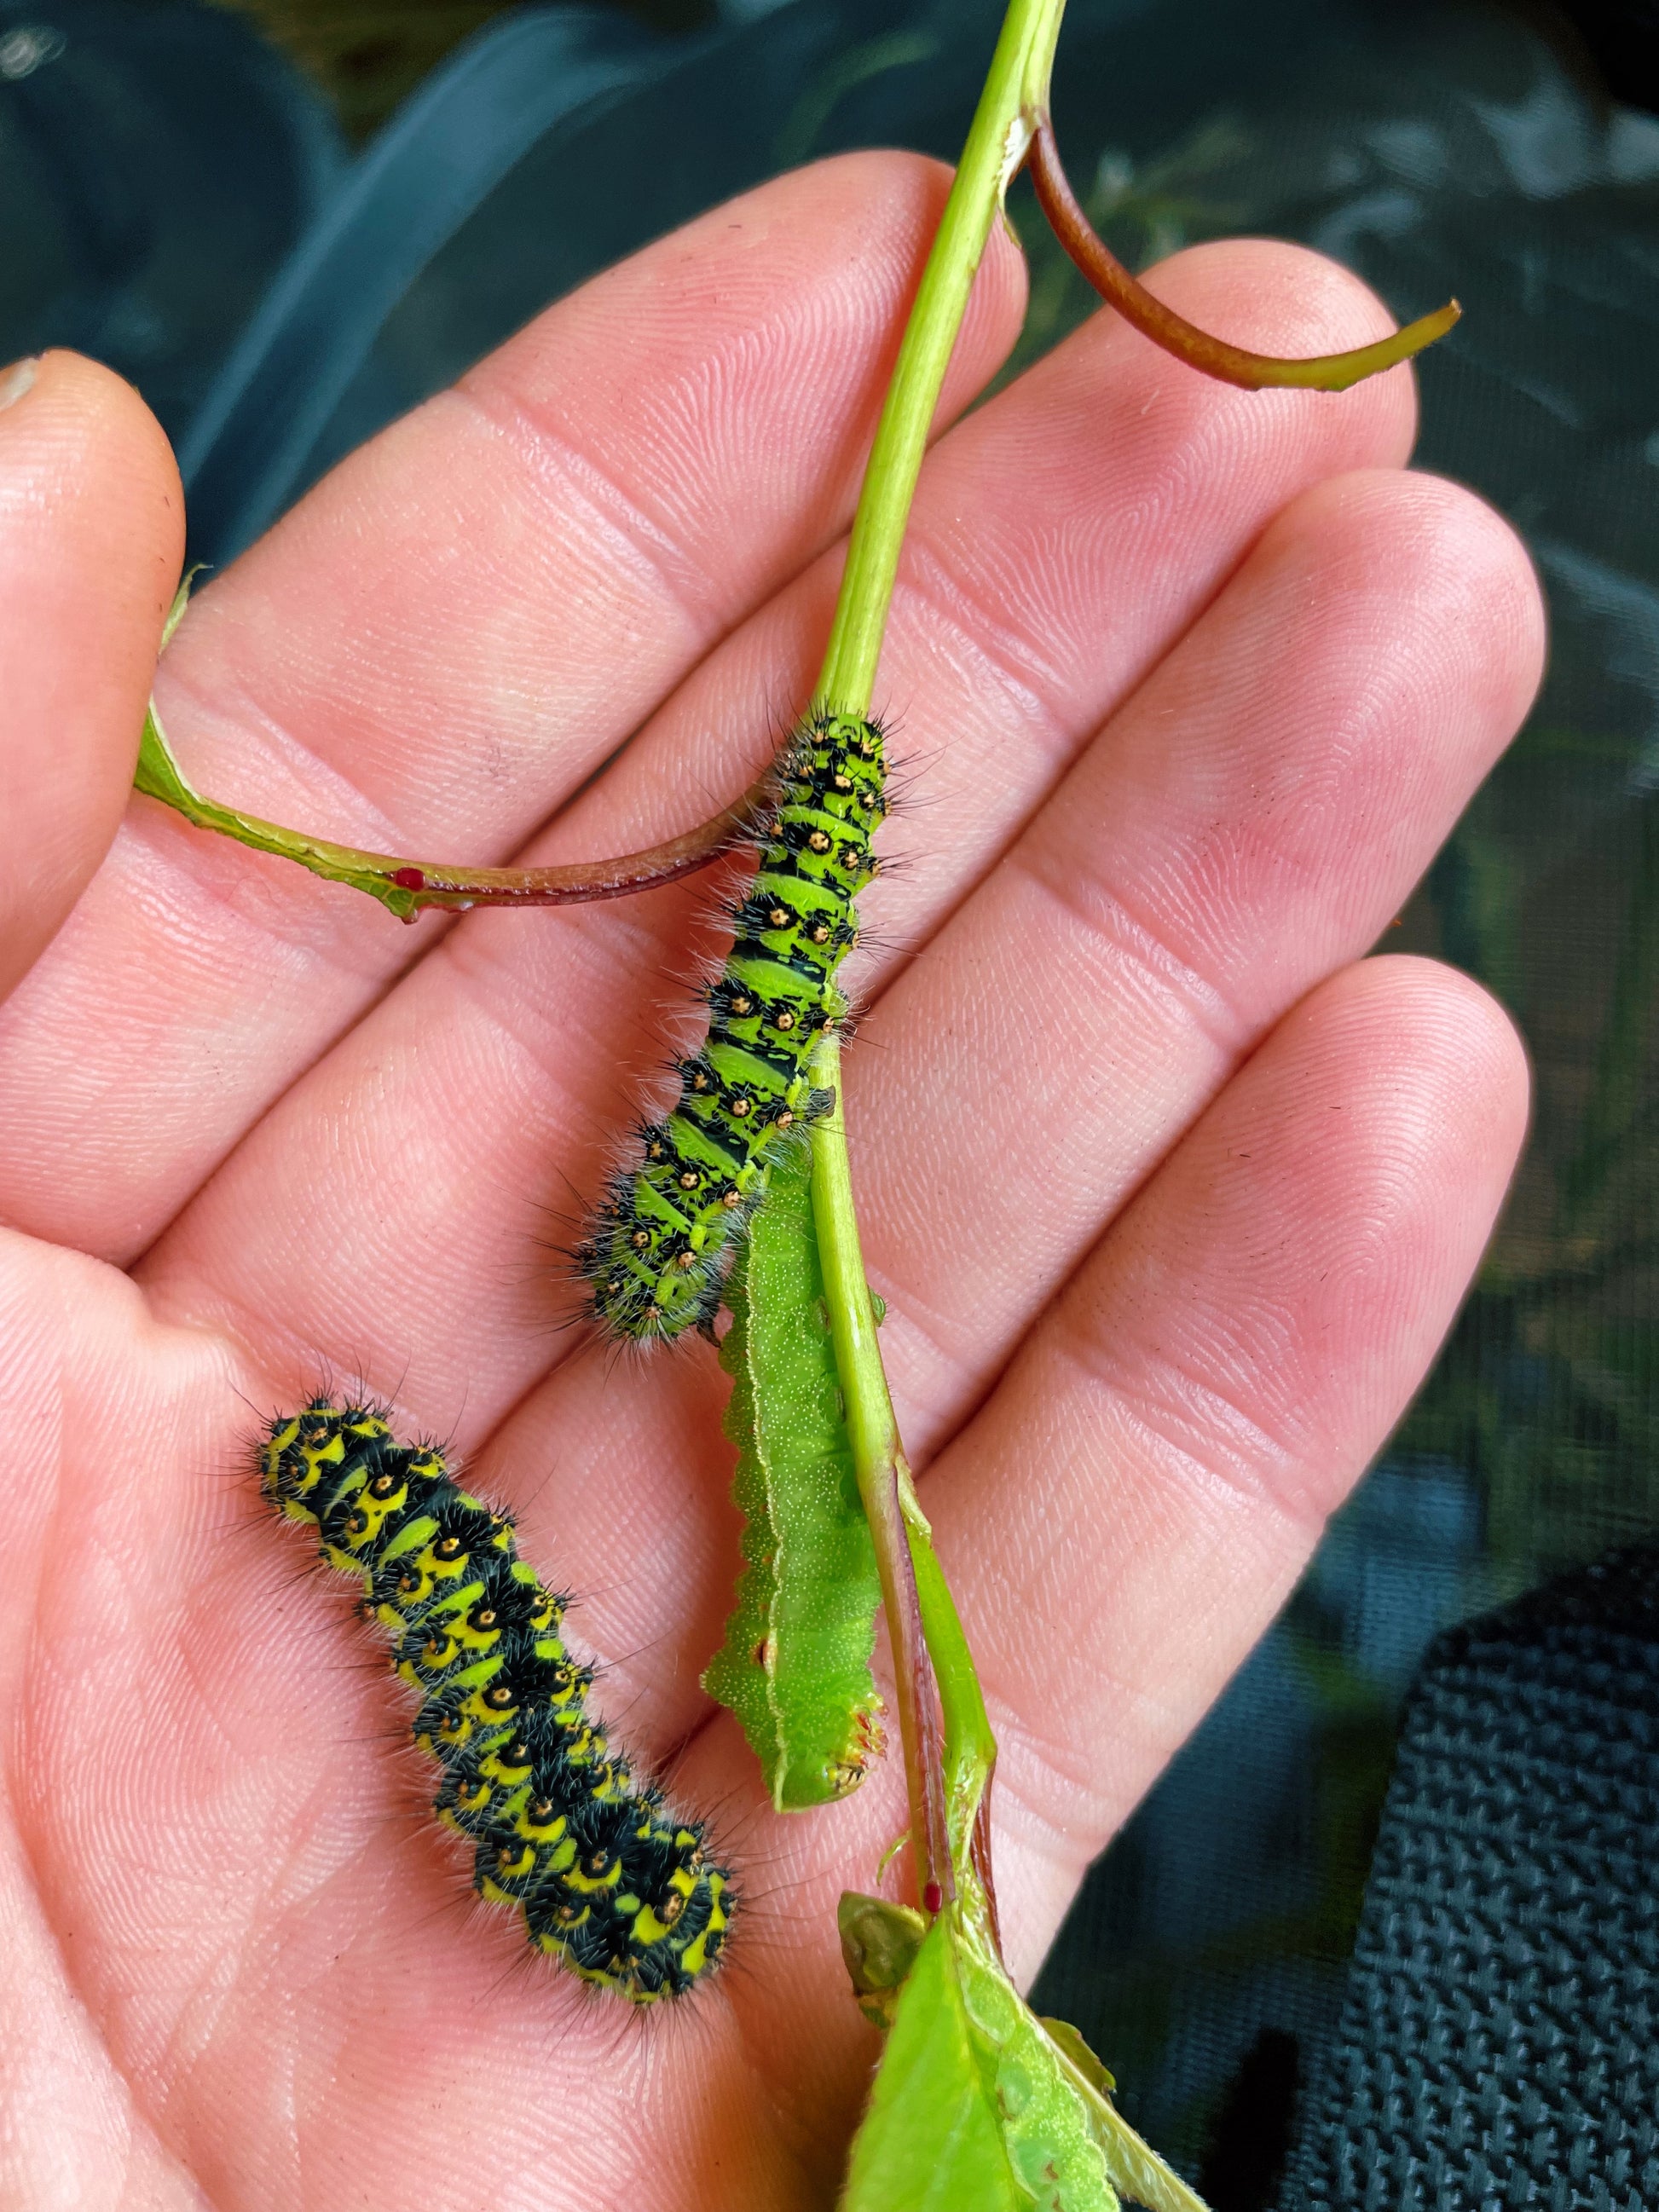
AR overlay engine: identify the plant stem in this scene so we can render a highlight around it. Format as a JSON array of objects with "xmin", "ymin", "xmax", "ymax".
[
  {"xmin": 901, "ymin": 1487, "xmax": 998, "ymax": 1903},
  {"xmin": 815, "ymin": 0, "xmax": 1068, "ymax": 711},
  {"xmin": 811, "ymin": 1070, "xmax": 999, "ymax": 1915},
  {"xmin": 1026, "ymin": 112, "xmax": 1459, "ymax": 390},
  {"xmin": 811, "ymin": 1037, "xmax": 952, "ymax": 1900},
  {"xmin": 808, "ymin": 0, "xmax": 1457, "ymax": 1932},
  {"xmin": 810, "ymin": 0, "xmax": 1067, "ymax": 1916},
  {"xmin": 135, "ymin": 698, "xmax": 768, "ymax": 923}
]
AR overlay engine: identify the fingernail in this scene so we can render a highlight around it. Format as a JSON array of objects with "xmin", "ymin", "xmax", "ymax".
[{"xmin": 0, "ymin": 357, "xmax": 38, "ymax": 411}]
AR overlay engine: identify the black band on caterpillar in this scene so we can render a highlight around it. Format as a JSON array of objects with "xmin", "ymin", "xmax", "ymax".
[
  {"xmin": 260, "ymin": 1401, "xmax": 731, "ymax": 2001},
  {"xmin": 578, "ymin": 709, "xmax": 887, "ymax": 1340}
]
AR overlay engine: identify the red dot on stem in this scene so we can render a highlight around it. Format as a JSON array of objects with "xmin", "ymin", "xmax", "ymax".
[
  {"xmin": 391, "ymin": 867, "xmax": 425, "ymax": 890},
  {"xmin": 922, "ymin": 1880, "xmax": 942, "ymax": 1915}
]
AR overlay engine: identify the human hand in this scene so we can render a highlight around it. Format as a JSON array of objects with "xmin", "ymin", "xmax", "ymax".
[{"xmin": 0, "ymin": 152, "xmax": 1540, "ymax": 2209}]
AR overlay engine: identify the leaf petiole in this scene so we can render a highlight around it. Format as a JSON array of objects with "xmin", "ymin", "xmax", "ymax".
[
  {"xmin": 1025, "ymin": 108, "xmax": 1460, "ymax": 390},
  {"xmin": 135, "ymin": 585, "xmax": 772, "ymax": 921}
]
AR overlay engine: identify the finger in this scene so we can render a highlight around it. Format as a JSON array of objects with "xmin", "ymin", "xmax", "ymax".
[
  {"xmin": 0, "ymin": 1224, "xmax": 230, "ymax": 2205},
  {"xmin": 927, "ymin": 956, "xmax": 1530, "ymax": 1978},
  {"xmin": 849, "ymin": 465, "xmax": 1545, "ymax": 1455},
  {"xmin": 143, "ymin": 240, "xmax": 1423, "ymax": 1441},
  {"xmin": 0, "ymin": 352, "xmax": 182, "ymax": 1002},
  {"xmin": 0, "ymin": 153, "xmax": 1027, "ymax": 1256},
  {"xmin": 696, "ymin": 954, "xmax": 1529, "ymax": 2146}
]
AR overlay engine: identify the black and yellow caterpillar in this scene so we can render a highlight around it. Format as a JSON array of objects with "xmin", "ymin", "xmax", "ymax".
[
  {"xmin": 577, "ymin": 708, "xmax": 887, "ymax": 1340},
  {"xmin": 260, "ymin": 1401, "xmax": 731, "ymax": 2001}
]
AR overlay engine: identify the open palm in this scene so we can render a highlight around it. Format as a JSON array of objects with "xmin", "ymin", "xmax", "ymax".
[{"xmin": 0, "ymin": 153, "xmax": 1540, "ymax": 2210}]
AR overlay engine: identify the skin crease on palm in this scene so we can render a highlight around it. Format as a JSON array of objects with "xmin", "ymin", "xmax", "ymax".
[{"xmin": 0, "ymin": 147, "xmax": 1544, "ymax": 2210}]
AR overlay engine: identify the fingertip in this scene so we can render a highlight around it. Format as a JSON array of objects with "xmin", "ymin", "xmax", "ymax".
[
  {"xmin": 1387, "ymin": 468, "xmax": 1548, "ymax": 734},
  {"xmin": 14, "ymin": 349, "xmax": 186, "ymax": 625},
  {"xmin": 1054, "ymin": 950, "xmax": 1533, "ymax": 1530},
  {"xmin": 1275, "ymin": 466, "xmax": 1546, "ymax": 735},
  {"xmin": 1262, "ymin": 952, "xmax": 1531, "ymax": 1265},
  {"xmin": 1236, "ymin": 953, "xmax": 1529, "ymax": 1514},
  {"xmin": 1341, "ymin": 950, "xmax": 1532, "ymax": 1172},
  {"xmin": 0, "ymin": 349, "xmax": 183, "ymax": 1001}
]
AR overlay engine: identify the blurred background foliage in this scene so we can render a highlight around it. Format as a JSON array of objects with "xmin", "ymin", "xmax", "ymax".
[
  {"xmin": 199, "ymin": 0, "xmax": 1659, "ymax": 137},
  {"xmin": 207, "ymin": 2, "xmax": 523, "ymax": 135},
  {"xmin": 206, "ymin": 0, "xmax": 706, "ymax": 135}
]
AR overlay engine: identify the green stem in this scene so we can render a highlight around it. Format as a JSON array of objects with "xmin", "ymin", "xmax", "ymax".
[
  {"xmin": 902, "ymin": 1489, "xmax": 998, "ymax": 1907},
  {"xmin": 815, "ymin": 0, "xmax": 1067, "ymax": 710},
  {"xmin": 134, "ymin": 575, "xmax": 766, "ymax": 921},
  {"xmin": 812, "ymin": 1053, "xmax": 997, "ymax": 1912},
  {"xmin": 811, "ymin": 0, "xmax": 1066, "ymax": 1915},
  {"xmin": 135, "ymin": 697, "xmax": 767, "ymax": 924},
  {"xmin": 807, "ymin": 0, "xmax": 1454, "ymax": 1928},
  {"xmin": 811, "ymin": 1036, "xmax": 953, "ymax": 1899}
]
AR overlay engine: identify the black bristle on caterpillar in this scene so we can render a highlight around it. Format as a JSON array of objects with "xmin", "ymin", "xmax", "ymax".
[
  {"xmin": 579, "ymin": 708, "xmax": 887, "ymax": 1341},
  {"xmin": 260, "ymin": 1401, "xmax": 731, "ymax": 2001}
]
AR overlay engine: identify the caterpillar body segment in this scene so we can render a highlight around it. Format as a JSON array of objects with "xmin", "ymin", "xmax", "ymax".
[
  {"xmin": 579, "ymin": 709, "xmax": 887, "ymax": 1340},
  {"xmin": 260, "ymin": 1401, "xmax": 731, "ymax": 2001}
]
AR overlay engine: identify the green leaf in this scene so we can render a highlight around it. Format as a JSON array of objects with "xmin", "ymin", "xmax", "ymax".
[
  {"xmin": 840, "ymin": 1913, "xmax": 1025, "ymax": 2212},
  {"xmin": 132, "ymin": 692, "xmax": 430, "ymax": 922},
  {"xmin": 133, "ymin": 700, "xmax": 200, "ymax": 817},
  {"xmin": 1038, "ymin": 2020, "xmax": 1212, "ymax": 2212},
  {"xmin": 1038, "ymin": 2019, "xmax": 1116, "ymax": 2098},
  {"xmin": 702, "ymin": 1142, "xmax": 884, "ymax": 1809},
  {"xmin": 160, "ymin": 568, "xmax": 199, "ymax": 648},
  {"xmin": 841, "ymin": 1910, "xmax": 1121, "ymax": 2212}
]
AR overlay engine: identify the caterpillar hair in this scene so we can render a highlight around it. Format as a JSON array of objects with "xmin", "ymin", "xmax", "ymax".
[
  {"xmin": 575, "ymin": 708, "xmax": 887, "ymax": 1341},
  {"xmin": 260, "ymin": 1400, "xmax": 731, "ymax": 2001}
]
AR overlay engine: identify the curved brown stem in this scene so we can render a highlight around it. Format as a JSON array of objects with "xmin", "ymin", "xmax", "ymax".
[
  {"xmin": 344, "ymin": 769, "xmax": 772, "ymax": 913},
  {"xmin": 136, "ymin": 691, "xmax": 776, "ymax": 921},
  {"xmin": 1026, "ymin": 110, "xmax": 1460, "ymax": 392}
]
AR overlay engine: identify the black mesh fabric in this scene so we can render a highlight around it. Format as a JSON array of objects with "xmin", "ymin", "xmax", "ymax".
[{"xmin": 1280, "ymin": 1545, "xmax": 1659, "ymax": 2212}]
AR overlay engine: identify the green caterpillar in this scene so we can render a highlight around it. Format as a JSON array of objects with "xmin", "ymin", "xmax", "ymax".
[
  {"xmin": 260, "ymin": 1401, "xmax": 731, "ymax": 2001},
  {"xmin": 578, "ymin": 708, "xmax": 888, "ymax": 1340}
]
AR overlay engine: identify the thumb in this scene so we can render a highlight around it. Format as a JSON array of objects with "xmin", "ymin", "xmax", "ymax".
[{"xmin": 0, "ymin": 350, "xmax": 182, "ymax": 1002}]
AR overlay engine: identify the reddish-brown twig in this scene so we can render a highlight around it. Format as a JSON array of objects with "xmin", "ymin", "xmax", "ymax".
[{"xmin": 1026, "ymin": 110, "xmax": 1459, "ymax": 392}]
